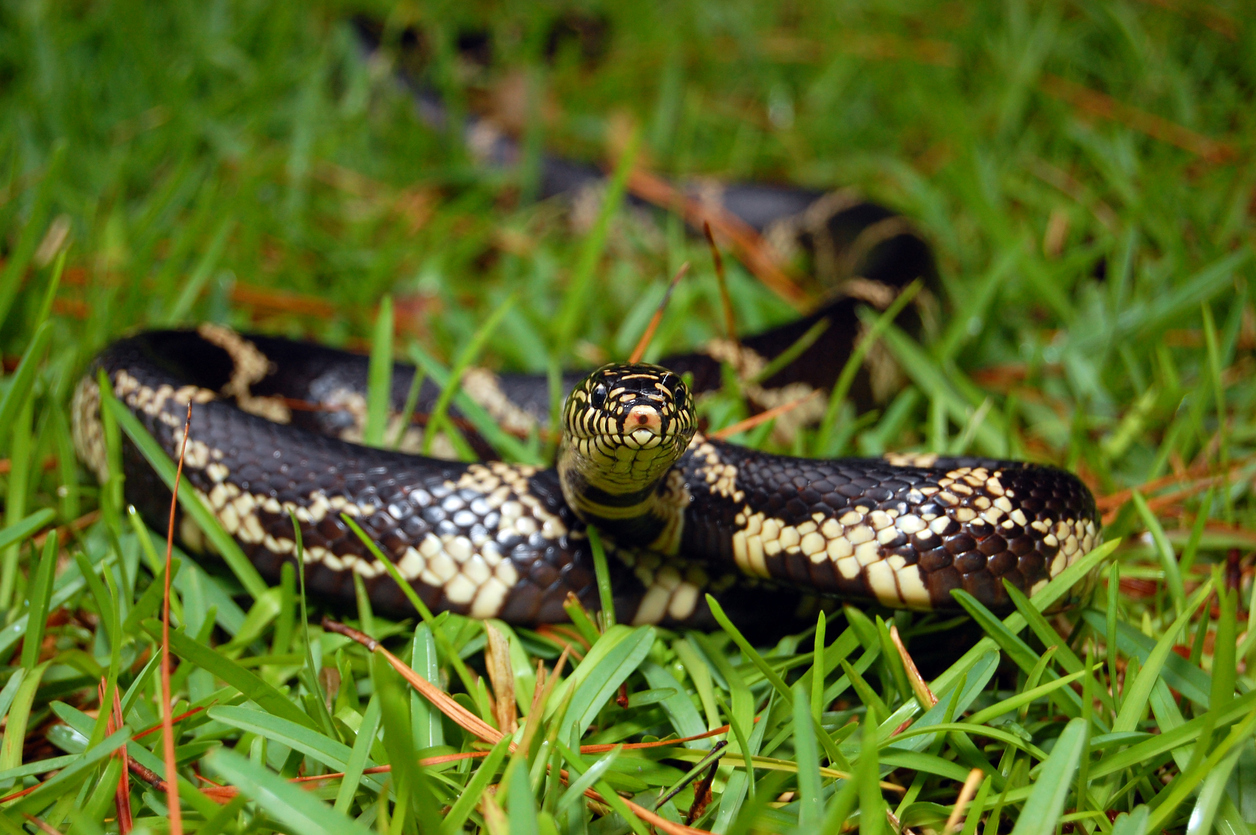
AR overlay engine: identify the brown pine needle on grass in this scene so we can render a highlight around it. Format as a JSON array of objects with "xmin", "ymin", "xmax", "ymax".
[
  {"xmin": 0, "ymin": 782, "xmax": 42, "ymax": 803},
  {"xmin": 21, "ymin": 814, "xmax": 65, "ymax": 835},
  {"xmin": 1096, "ymin": 453, "xmax": 1256, "ymax": 525},
  {"xmin": 890, "ymin": 625, "xmax": 936, "ymax": 711},
  {"xmin": 629, "ymin": 261, "xmax": 690, "ymax": 364},
  {"xmin": 98, "ymin": 678, "xmax": 133, "ymax": 833},
  {"xmin": 942, "ymin": 770, "xmax": 985, "ymax": 835},
  {"xmin": 1040, "ymin": 73, "xmax": 1237, "ymax": 163},
  {"xmin": 627, "ymin": 168, "xmax": 808, "ymax": 308},
  {"xmin": 171, "ymin": 720, "xmax": 746, "ymax": 799},
  {"xmin": 160, "ymin": 403, "xmax": 192, "ymax": 835},
  {"xmin": 534, "ymin": 623, "xmax": 591, "ymax": 659},
  {"xmin": 132, "ymin": 704, "xmax": 211, "ymax": 739},
  {"xmin": 709, "ymin": 391, "xmax": 822, "ymax": 441},
  {"xmin": 702, "ymin": 222, "xmax": 738, "ymax": 344}
]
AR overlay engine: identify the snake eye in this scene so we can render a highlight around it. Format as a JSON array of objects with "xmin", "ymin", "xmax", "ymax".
[
  {"xmin": 658, "ymin": 372, "xmax": 687, "ymax": 403},
  {"xmin": 589, "ymin": 382, "xmax": 608, "ymax": 409}
]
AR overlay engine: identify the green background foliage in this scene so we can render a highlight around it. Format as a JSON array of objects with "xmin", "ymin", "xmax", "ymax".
[{"xmin": 0, "ymin": 0, "xmax": 1253, "ymax": 832}]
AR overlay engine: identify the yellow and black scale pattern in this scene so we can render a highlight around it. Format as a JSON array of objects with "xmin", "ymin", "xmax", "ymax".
[
  {"xmin": 555, "ymin": 363, "xmax": 1098, "ymax": 612},
  {"xmin": 673, "ymin": 441, "xmax": 1098, "ymax": 610},
  {"xmin": 72, "ymin": 328, "xmax": 1100, "ymax": 627},
  {"xmin": 557, "ymin": 365, "xmax": 696, "ymax": 548}
]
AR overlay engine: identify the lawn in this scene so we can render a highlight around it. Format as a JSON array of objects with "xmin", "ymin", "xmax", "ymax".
[{"xmin": 0, "ymin": 0, "xmax": 1253, "ymax": 832}]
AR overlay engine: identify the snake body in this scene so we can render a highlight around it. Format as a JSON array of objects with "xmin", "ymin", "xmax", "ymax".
[{"xmin": 71, "ymin": 325, "xmax": 1099, "ymax": 628}]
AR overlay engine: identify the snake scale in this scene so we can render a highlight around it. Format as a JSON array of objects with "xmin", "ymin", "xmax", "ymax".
[{"xmin": 69, "ymin": 22, "xmax": 1101, "ymax": 630}]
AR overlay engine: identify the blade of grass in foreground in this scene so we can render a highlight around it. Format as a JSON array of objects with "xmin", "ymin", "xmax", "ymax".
[
  {"xmin": 0, "ymin": 509, "xmax": 54, "ymax": 554},
  {"xmin": 548, "ymin": 625, "xmax": 654, "ymax": 737},
  {"xmin": 6, "ymin": 728, "xmax": 131, "ymax": 817},
  {"xmin": 142, "ymin": 620, "xmax": 318, "ymax": 732},
  {"xmin": 206, "ymin": 747, "xmax": 375, "ymax": 835},
  {"xmin": 18, "ymin": 536, "xmax": 58, "ymax": 671},
  {"xmin": 0, "ymin": 662, "xmax": 49, "ymax": 773},
  {"xmin": 885, "ymin": 539, "xmax": 1121, "ymax": 737},
  {"xmin": 207, "ymin": 705, "xmax": 387, "ymax": 792},
  {"xmin": 440, "ymin": 736, "xmax": 511, "ymax": 834},
  {"xmin": 333, "ymin": 693, "xmax": 382, "ymax": 815},
  {"xmin": 339, "ymin": 514, "xmax": 480, "ymax": 697},
  {"xmin": 1007, "ymin": 718, "xmax": 1088, "ymax": 835}
]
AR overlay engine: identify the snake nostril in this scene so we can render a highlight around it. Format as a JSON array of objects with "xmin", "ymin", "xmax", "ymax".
[{"xmin": 626, "ymin": 404, "xmax": 662, "ymax": 435}]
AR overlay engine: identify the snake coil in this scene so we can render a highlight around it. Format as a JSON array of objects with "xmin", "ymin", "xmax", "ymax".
[{"xmin": 72, "ymin": 324, "xmax": 1099, "ymax": 629}]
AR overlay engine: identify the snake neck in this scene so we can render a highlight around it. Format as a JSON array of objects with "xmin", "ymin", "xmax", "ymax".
[{"xmin": 557, "ymin": 436, "xmax": 688, "ymax": 550}]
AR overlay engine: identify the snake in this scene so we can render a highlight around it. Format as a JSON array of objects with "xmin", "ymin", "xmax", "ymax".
[
  {"xmin": 70, "ymin": 322, "xmax": 1100, "ymax": 630},
  {"xmin": 67, "ymin": 22, "xmax": 1100, "ymax": 629}
]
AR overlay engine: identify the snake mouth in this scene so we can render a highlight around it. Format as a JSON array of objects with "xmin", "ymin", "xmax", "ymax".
[
  {"xmin": 569, "ymin": 427, "xmax": 681, "ymax": 450},
  {"xmin": 628, "ymin": 427, "xmax": 661, "ymax": 448},
  {"xmin": 567, "ymin": 402, "xmax": 681, "ymax": 448}
]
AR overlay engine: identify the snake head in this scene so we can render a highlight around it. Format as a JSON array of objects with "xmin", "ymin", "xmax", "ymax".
[{"xmin": 560, "ymin": 363, "xmax": 696, "ymax": 493}]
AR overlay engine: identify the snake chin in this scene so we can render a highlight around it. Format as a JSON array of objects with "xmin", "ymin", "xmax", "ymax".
[
  {"xmin": 562, "ymin": 435, "xmax": 685, "ymax": 487},
  {"xmin": 629, "ymin": 428, "xmax": 661, "ymax": 447}
]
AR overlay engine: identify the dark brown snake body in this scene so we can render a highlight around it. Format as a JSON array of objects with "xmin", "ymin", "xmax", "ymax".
[{"xmin": 71, "ymin": 324, "xmax": 1099, "ymax": 629}]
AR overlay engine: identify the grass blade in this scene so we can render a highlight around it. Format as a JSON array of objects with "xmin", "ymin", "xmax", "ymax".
[
  {"xmin": 1008, "ymin": 718, "xmax": 1087, "ymax": 835},
  {"xmin": 143, "ymin": 620, "xmax": 318, "ymax": 731},
  {"xmin": 206, "ymin": 746, "xmax": 375, "ymax": 835},
  {"xmin": 102, "ymin": 394, "xmax": 268, "ymax": 599},
  {"xmin": 19, "ymin": 536, "xmax": 57, "ymax": 671},
  {"xmin": 554, "ymin": 127, "xmax": 641, "ymax": 352},
  {"xmin": 364, "ymin": 294, "xmax": 394, "ymax": 447}
]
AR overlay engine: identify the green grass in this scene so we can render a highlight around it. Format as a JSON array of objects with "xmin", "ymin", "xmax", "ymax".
[{"xmin": 1, "ymin": 0, "xmax": 1255, "ymax": 832}]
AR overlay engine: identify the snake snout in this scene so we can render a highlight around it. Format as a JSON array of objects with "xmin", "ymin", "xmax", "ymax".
[
  {"xmin": 626, "ymin": 403, "xmax": 663, "ymax": 434},
  {"xmin": 625, "ymin": 403, "xmax": 664, "ymax": 447}
]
